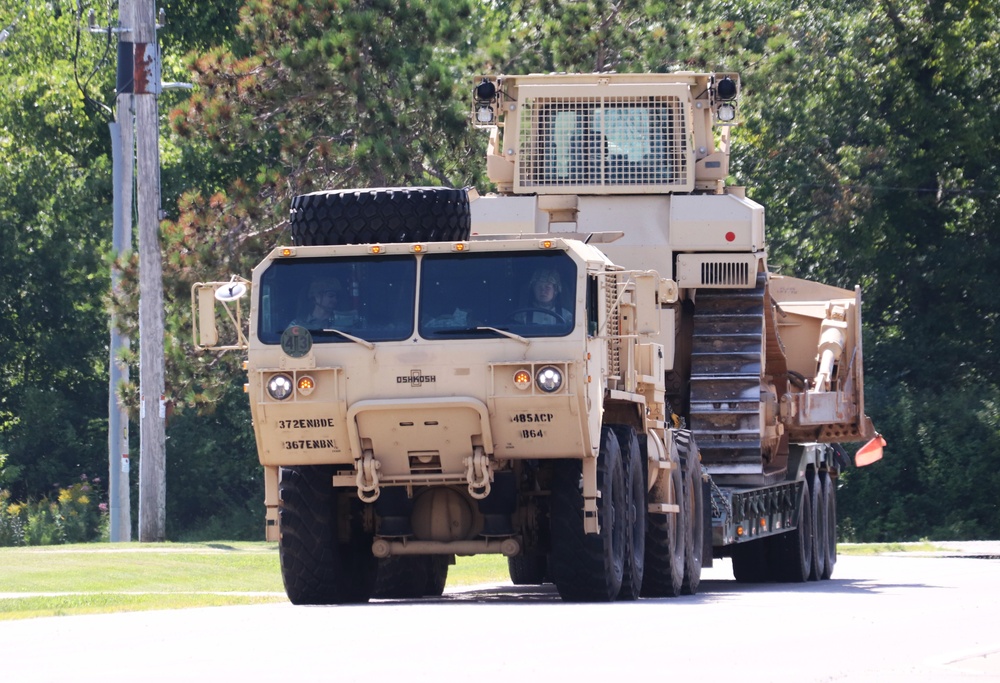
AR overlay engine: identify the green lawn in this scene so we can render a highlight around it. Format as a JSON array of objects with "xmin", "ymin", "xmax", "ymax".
[{"xmin": 0, "ymin": 543, "xmax": 511, "ymax": 621}]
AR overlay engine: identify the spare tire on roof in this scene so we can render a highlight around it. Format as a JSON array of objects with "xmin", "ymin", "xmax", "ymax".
[{"xmin": 289, "ymin": 186, "xmax": 472, "ymax": 246}]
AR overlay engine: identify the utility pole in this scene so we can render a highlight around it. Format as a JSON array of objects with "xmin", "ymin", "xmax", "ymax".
[{"xmin": 132, "ymin": 0, "xmax": 167, "ymax": 542}]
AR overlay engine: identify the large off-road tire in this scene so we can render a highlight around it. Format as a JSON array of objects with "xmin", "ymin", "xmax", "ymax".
[
  {"xmin": 508, "ymin": 554, "xmax": 548, "ymax": 585},
  {"xmin": 640, "ymin": 440, "xmax": 685, "ymax": 598},
  {"xmin": 278, "ymin": 466, "xmax": 376, "ymax": 604},
  {"xmin": 548, "ymin": 427, "xmax": 626, "ymax": 602},
  {"xmin": 610, "ymin": 425, "xmax": 646, "ymax": 601},
  {"xmin": 289, "ymin": 187, "xmax": 471, "ymax": 246},
  {"xmin": 771, "ymin": 480, "xmax": 814, "ymax": 582},
  {"xmin": 679, "ymin": 433, "xmax": 704, "ymax": 595},
  {"xmin": 821, "ymin": 471, "xmax": 837, "ymax": 579},
  {"xmin": 809, "ymin": 469, "xmax": 828, "ymax": 581},
  {"xmin": 372, "ymin": 555, "xmax": 451, "ymax": 599}
]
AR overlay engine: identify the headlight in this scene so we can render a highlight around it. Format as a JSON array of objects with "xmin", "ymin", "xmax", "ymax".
[
  {"xmin": 536, "ymin": 366, "xmax": 563, "ymax": 393},
  {"xmin": 267, "ymin": 374, "xmax": 294, "ymax": 400}
]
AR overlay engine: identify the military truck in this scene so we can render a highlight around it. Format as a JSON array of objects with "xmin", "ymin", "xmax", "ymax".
[{"xmin": 193, "ymin": 70, "xmax": 883, "ymax": 604}]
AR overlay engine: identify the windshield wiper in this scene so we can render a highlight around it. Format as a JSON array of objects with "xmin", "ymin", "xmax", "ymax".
[
  {"xmin": 433, "ymin": 326, "xmax": 529, "ymax": 345},
  {"xmin": 309, "ymin": 328, "xmax": 375, "ymax": 350}
]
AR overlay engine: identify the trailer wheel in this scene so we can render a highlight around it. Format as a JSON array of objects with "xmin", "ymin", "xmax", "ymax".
[
  {"xmin": 278, "ymin": 466, "xmax": 376, "ymax": 604},
  {"xmin": 611, "ymin": 425, "xmax": 646, "ymax": 601},
  {"xmin": 821, "ymin": 472, "xmax": 837, "ymax": 579},
  {"xmin": 548, "ymin": 427, "xmax": 626, "ymax": 602},
  {"xmin": 809, "ymin": 469, "xmax": 827, "ymax": 581},
  {"xmin": 508, "ymin": 554, "xmax": 548, "ymax": 585},
  {"xmin": 640, "ymin": 440, "xmax": 685, "ymax": 598},
  {"xmin": 772, "ymin": 479, "xmax": 813, "ymax": 582},
  {"xmin": 732, "ymin": 539, "xmax": 770, "ymax": 583},
  {"xmin": 289, "ymin": 187, "xmax": 471, "ymax": 246},
  {"xmin": 679, "ymin": 433, "xmax": 704, "ymax": 595}
]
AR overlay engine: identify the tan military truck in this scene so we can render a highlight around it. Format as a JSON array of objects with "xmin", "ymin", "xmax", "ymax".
[{"xmin": 193, "ymin": 71, "xmax": 883, "ymax": 603}]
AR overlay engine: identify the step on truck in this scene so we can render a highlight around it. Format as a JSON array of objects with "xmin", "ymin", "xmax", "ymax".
[{"xmin": 193, "ymin": 70, "xmax": 884, "ymax": 604}]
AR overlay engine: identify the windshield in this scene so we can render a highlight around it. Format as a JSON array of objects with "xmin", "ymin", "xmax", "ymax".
[
  {"xmin": 257, "ymin": 255, "xmax": 416, "ymax": 344},
  {"xmin": 418, "ymin": 251, "xmax": 576, "ymax": 339}
]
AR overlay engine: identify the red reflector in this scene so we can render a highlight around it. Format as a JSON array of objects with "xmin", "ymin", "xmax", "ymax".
[
  {"xmin": 855, "ymin": 435, "xmax": 886, "ymax": 467},
  {"xmin": 725, "ymin": 231, "xmax": 736, "ymax": 242}
]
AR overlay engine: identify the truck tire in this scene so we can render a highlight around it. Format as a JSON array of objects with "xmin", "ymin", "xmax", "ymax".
[
  {"xmin": 809, "ymin": 469, "xmax": 827, "ymax": 581},
  {"xmin": 508, "ymin": 554, "xmax": 548, "ymax": 585},
  {"xmin": 548, "ymin": 427, "xmax": 626, "ymax": 602},
  {"xmin": 610, "ymin": 425, "xmax": 646, "ymax": 601},
  {"xmin": 679, "ymin": 433, "xmax": 704, "ymax": 595},
  {"xmin": 641, "ymin": 437, "xmax": 686, "ymax": 598},
  {"xmin": 424, "ymin": 555, "xmax": 451, "ymax": 596},
  {"xmin": 372, "ymin": 555, "xmax": 451, "ymax": 599},
  {"xmin": 821, "ymin": 472, "xmax": 837, "ymax": 579},
  {"xmin": 289, "ymin": 187, "xmax": 471, "ymax": 246},
  {"xmin": 278, "ymin": 466, "xmax": 376, "ymax": 604},
  {"xmin": 771, "ymin": 480, "xmax": 814, "ymax": 582}
]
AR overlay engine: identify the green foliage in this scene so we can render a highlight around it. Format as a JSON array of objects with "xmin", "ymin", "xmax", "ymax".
[{"xmin": 0, "ymin": 475, "xmax": 108, "ymax": 547}]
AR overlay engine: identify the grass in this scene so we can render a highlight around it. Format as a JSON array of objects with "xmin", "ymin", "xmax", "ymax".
[
  {"xmin": 837, "ymin": 541, "xmax": 945, "ymax": 555},
  {"xmin": 0, "ymin": 542, "xmax": 511, "ymax": 621}
]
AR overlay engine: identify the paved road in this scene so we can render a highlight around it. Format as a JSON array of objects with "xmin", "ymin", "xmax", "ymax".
[{"xmin": 2, "ymin": 549, "xmax": 998, "ymax": 682}]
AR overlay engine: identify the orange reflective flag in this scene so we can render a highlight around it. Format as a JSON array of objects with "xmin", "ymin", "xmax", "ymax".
[{"xmin": 855, "ymin": 434, "xmax": 886, "ymax": 467}]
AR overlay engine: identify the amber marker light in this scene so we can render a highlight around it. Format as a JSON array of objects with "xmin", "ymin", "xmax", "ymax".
[
  {"xmin": 280, "ymin": 248, "xmax": 294, "ymax": 257},
  {"xmin": 453, "ymin": 243, "xmax": 467, "ymax": 252},
  {"xmin": 540, "ymin": 239, "xmax": 553, "ymax": 249},
  {"xmin": 412, "ymin": 244, "xmax": 424, "ymax": 253},
  {"xmin": 370, "ymin": 245, "xmax": 382, "ymax": 254},
  {"xmin": 297, "ymin": 376, "xmax": 316, "ymax": 396},
  {"xmin": 736, "ymin": 525, "xmax": 745, "ymax": 537},
  {"xmin": 513, "ymin": 369, "xmax": 532, "ymax": 390}
]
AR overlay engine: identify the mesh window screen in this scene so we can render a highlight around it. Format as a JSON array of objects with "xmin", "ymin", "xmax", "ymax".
[{"xmin": 517, "ymin": 95, "xmax": 688, "ymax": 190}]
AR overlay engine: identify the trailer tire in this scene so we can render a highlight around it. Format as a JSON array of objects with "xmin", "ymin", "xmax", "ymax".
[
  {"xmin": 640, "ymin": 441, "xmax": 685, "ymax": 598},
  {"xmin": 809, "ymin": 469, "xmax": 827, "ymax": 581},
  {"xmin": 772, "ymin": 480, "xmax": 813, "ymax": 582},
  {"xmin": 278, "ymin": 466, "xmax": 376, "ymax": 604},
  {"xmin": 732, "ymin": 539, "xmax": 770, "ymax": 583},
  {"xmin": 822, "ymin": 472, "xmax": 837, "ymax": 579},
  {"xmin": 289, "ymin": 187, "xmax": 471, "ymax": 246},
  {"xmin": 548, "ymin": 427, "xmax": 626, "ymax": 602},
  {"xmin": 611, "ymin": 425, "xmax": 646, "ymax": 601},
  {"xmin": 508, "ymin": 554, "xmax": 548, "ymax": 585},
  {"xmin": 679, "ymin": 433, "xmax": 703, "ymax": 595}
]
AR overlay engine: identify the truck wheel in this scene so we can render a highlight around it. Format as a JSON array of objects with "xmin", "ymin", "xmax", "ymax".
[
  {"xmin": 809, "ymin": 469, "xmax": 827, "ymax": 581},
  {"xmin": 610, "ymin": 425, "xmax": 646, "ymax": 601},
  {"xmin": 679, "ymin": 433, "xmax": 704, "ymax": 595},
  {"xmin": 289, "ymin": 187, "xmax": 471, "ymax": 246},
  {"xmin": 822, "ymin": 472, "xmax": 837, "ymax": 579},
  {"xmin": 732, "ymin": 539, "xmax": 770, "ymax": 582},
  {"xmin": 508, "ymin": 554, "xmax": 548, "ymax": 585},
  {"xmin": 372, "ymin": 556, "xmax": 428, "ymax": 599},
  {"xmin": 772, "ymin": 480, "xmax": 814, "ymax": 582},
  {"xmin": 278, "ymin": 466, "xmax": 376, "ymax": 604},
  {"xmin": 548, "ymin": 427, "xmax": 626, "ymax": 602},
  {"xmin": 641, "ymin": 434, "xmax": 685, "ymax": 598},
  {"xmin": 424, "ymin": 555, "xmax": 451, "ymax": 597}
]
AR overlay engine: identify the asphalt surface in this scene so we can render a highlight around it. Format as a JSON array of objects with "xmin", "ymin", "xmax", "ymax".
[{"xmin": 1, "ymin": 544, "xmax": 998, "ymax": 682}]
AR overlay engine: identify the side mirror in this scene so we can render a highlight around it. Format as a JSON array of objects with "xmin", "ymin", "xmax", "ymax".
[{"xmin": 191, "ymin": 279, "xmax": 250, "ymax": 351}]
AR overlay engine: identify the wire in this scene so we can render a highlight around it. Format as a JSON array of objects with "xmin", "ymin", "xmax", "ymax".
[
  {"xmin": 72, "ymin": 0, "xmax": 114, "ymax": 120},
  {"xmin": 0, "ymin": 0, "xmax": 31, "ymax": 44}
]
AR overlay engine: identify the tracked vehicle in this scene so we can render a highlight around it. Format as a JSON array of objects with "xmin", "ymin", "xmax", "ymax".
[{"xmin": 194, "ymin": 70, "xmax": 883, "ymax": 604}]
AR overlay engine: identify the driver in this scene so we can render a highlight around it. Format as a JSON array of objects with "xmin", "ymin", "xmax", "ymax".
[
  {"xmin": 300, "ymin": 277, "xmax": 358, "ymax": 328},
  {"xmin": 516, "ymin": 268, "xmax": 572, "ymax": 324}
]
